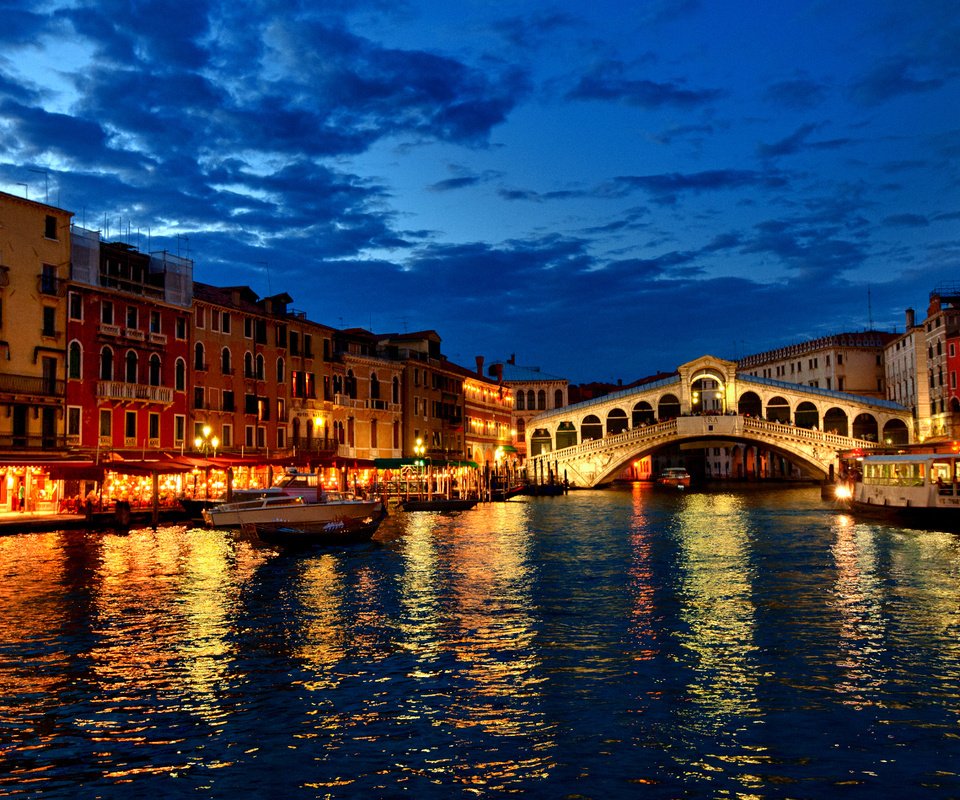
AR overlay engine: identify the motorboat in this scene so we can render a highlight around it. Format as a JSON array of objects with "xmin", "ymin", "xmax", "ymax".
[
  {"xmin": 834, "ymin": 453, "xmax": 960, "ymax": 529},
  {"xmin": 202, "ymin": 491, "xmax": 382, "ymax": 528},
  {"xmin": 656, "ymin": 467, "xmax": 691, "ymax": 489},
  {"xmin": 244, "ymin": 506, "xmax": 387, "ymax": 548}
]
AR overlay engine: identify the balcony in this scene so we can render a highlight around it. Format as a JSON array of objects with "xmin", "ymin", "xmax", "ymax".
[
  {"xmin": 0, "ymin": 373, "xmax": 64, "ymax": 397},
  {"xmin": 99, "ymin": 323, "xmax": 121, "ymax": 337},
  {"xmin": 96, "ymin": 381, "xmax": 174, "ymax": 404},
  {"xmin": 148, "ymin": 332, "xmax": 167, "ymax": 345},
  {"xmin": 124, "ymin": 328, "xmax": 146, "ymax": 342},
  {"xmin": 334, "ymin": 393, "xmax": 365, "ymax": 409}
]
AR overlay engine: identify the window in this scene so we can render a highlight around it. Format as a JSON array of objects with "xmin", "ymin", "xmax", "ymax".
[
  {"xmin": 221, "ymin": 424, "xmax": 233, "ymax": 447},
  {"xmin": 175, "ymin": 317, "xmax": 187, "ymax": 340},
  {"xmin": 277, "ymin": 398, "xmax": 286, "ymax": 421},
  {"xmin": 255, "ymin": 353, "xmax": 264, "ymax": 380},
  {"xmin": 244, "ymin": 317, "xmax": 253, "ymax": 339},
  {"xmin": 67, "ymin": 406, "xmax": 81, "ymax": 438},
  {"xmin": 221, "ymin": 312, "xmax": 231, "ymax": 334},
  {"xmin": 126, "ymin": 306, "xmax": 138, "ymax": 330},
  {"xmin": 44, "ymin": 214, "xmax": 58, "ymax": 240},
  {"xmin": 277, "ymin": 357, "xmax": 285, "ymax": 383},
  {"xmin": 148, "ymin": 412, "xmax": 160, "ymax": 440},
  {"xmin": 68, "ymin": 341, "xmax": 82, "ymax": 379},
  {"xmin": 125, "ymin": 351, "xmax": 138, "ymax": 383},
  {"xmin": 257, "ymin": 426, "xmax": 266, "ymax": 447},
  {"xmin": 245, "ymin": 394, "xmax": 258, "ymax": 414},
  {"xmin": 150, "ymin": 311, "xmax": 161, "ymax": 334},
  {"xmin": 245, "ymin": 425, "xmax": 254, "ymax": 447},
  {"xmin": 276, "ymin": 325, "xmax": 287, "ymax": 347},
  {"xmin": 244, "ymin": 352, "xmax": 254, "ymax": 378},
  {"xmin": 290, "ymin": 331, "xmax": 300, "ymax": 356},
  {"xmin": 221, "ymin": 348, "xmax": 232, "ymax": 375},
  {"xmin": 277, "ymin": 427, "xmax": 286, "ymax": 448},
  {"xmin": 42, "ymin": 306, "xmax": 56, "ymax": 336},
  {"xmin": 68, "ymin": 292, "xmax": 83, "ymax": 321},
  {"xmin": 175, "ymin": 358, "xmax": 186, "ymax": 391},
  {"xmin": 222, "ymin": 390, "xmax": 235, "ymax": 412},
  {"xmin": 304, "ymin": 334, "xmax": 313, "ymax": 357},
  {"xmin": 196, "ymin": 306, "xmax": 205, "ymax": 328},
  {"xmin": 211, "ymin": 309, "xmax": 220, "ymax": 332},
  {"xmin": 99, "ymin": 409, "xmax": 112, "ymax": 438},
  {"xmin": 101, "ymin": 301, "xmax": 114, "ymax": 325},
  {"xmin": 174, "ymin": 415, "xmax": 185, "ymax": 443},
  {"xmin": 194, "ymin": 386, "xmax": 204, "ymax": 409},
  {"xmin": 149, "ymin": 354, "xmax": 161, "ymax": 386},
  {"xmin": 555, "ymin": 389, "xmax": 564, "ymax": 408},
  {"xmin": 195, "ymin": 342, "xmax": 205, "ymax": 370},
  {"xmin": 517, "ymin": 392, "xmax": 525, "ymax": 410},
  {"xmin": 125, "ymin": 410, "xmax": 137, "ymax": 440},
  {"xmin": 99, "ymin": 347, "xmax": 114, "ymax": 380}
]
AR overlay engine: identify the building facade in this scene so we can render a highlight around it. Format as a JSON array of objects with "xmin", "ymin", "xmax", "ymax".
[{"xmin": 488, "ymin": 356, "xmax": 568, "ymax": 459}]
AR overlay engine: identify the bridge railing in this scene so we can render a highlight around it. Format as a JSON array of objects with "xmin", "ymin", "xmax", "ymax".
[
  {"xmin": 530, "ymin": 419, "xmax": 679, "ymax": 467},
  {"xmin": 741, "ymin": 417, "xmax": 879, "ymax": 452}
]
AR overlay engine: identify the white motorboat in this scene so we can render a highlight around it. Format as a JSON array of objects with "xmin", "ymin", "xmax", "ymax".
[{"xmin": 202, "ymin": 491, "xmax": 382, "ymax": 528}]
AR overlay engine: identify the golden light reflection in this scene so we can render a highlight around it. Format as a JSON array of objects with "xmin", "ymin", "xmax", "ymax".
[
  {"xmin": 628, "ymin": 483, "xmax": 658, "ymax": 661},
  {"xmin": 672, "ymin": 493, "xmax": 762, "ymax": 727}
]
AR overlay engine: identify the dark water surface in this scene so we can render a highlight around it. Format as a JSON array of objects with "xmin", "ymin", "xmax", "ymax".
[{"xmin": 2, "ymin": 486, "xmax": 960, "ymax": 798}]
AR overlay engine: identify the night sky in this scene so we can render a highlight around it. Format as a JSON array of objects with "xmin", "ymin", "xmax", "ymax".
[{"xmin": 3, "ymin": 1, "xmax": 958, "ymax": 383}]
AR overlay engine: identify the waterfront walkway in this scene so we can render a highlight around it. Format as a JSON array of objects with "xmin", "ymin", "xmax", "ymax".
[{"xmin": 0, "ymin": 507, "xmax": 194, "ymax": 534}]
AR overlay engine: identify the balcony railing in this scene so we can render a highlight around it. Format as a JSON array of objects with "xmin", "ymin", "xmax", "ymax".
[
  {"xmin": 96, "ymin": 381, "xmax": 174, "ymax": 404},
  {"xmin": 148, "ymin": 332, "xmax": 167, "ymax": 345},
  {"xmin": 99, "ymin": 323, "xmax": 121, "ymax": 337},
  {"xmin": 124, "ymin": 328, "xmax": 146, "ymax": 341},
  {"xmin": 0, "ymin": 373, "xmax": 64, "ymax": 396},
  {"xmin": 334, "ymin": 394, "xmax": 365, "ymax": 409}
]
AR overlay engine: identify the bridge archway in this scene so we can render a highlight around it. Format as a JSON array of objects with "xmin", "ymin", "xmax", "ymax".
[
  {"xmin": 633, "ymin": 401, "xmax": 655, "ymax": 427},
  {"xmin": 766, "ymin": 395, "xmax": 790, "ymax": 423},
  {"xmin": 738, "ymin": 391, "xmax": 762, "ymax": 417},
  {"xmin": 852, "ymin": 412, "xmax": 878, "ymax": 442},
  {"xmin": 882, "ymin": 418, "xmax": 909, "ymax": 444},
  {"xmin": 556, "ymin": 421, "xmax": 577, "ymax": 449},
  {"xmin": 530, "ymin": 428, "xmax": 552, "ymax": 456},
  {"xmin": 824, "ymin": 407, "xmax": 848, "ymax": 436},
  {"xmin": 581, "ymin": 414, "xmax": 603, "ymax": 442},
  {"xmin": 795, "ymin": 401, "xmax": 819, "ymax": 429},
  {"xmin": 658, "ymin": 393, "xmax": 681, "ymax": 420},
  {"xmin": 606, "ymin": 408, "xmax": 629, "ymax": 435},
  {"xmin": 691, "ymin": 371, "xmax": 726, "ymax": 413}
]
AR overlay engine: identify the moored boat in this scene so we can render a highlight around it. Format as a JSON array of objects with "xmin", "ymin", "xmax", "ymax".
[
  {"xmin": 400, "ymin": 498, "xmax": 477, "ymax": 512},
  {"xmin": 202, "ymin": 491, "xmax": 382, "ymax": 528},
  {"xmin": 656, "ymin": 467, "xmax": 691, "ymax": 489},
  {"xmin": 834, "ymin": 453, "xmax": 960, "ymax": 529},
  {"xmin": 244, "ymin": 506, "xmax": 387, "ymax": 548}
]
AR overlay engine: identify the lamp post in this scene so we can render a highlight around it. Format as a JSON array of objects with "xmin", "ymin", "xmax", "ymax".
[
  {"xmin": 414, "ymin": 437, "xmax": 426, "ymax": 499},
  {"xmin": 194, "ymin": 424, "xmax": 220, "ymax": 457}
]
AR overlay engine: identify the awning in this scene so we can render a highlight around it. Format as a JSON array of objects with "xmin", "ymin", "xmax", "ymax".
[{"xmin": 497, "ymin": 444, "xmax": 518, "ymax": 453}]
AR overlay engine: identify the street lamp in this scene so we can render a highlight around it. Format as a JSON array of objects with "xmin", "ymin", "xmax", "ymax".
[{"xmin": 194, "ymin": 424, "xmax": 219, "ymax": 456}]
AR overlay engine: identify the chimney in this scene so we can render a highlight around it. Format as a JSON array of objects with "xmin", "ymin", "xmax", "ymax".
[
  {"xmin": 905, "ymin": 308, "xmax": 915, "ymax": 328},
  {"xmin": 494, "ymin": 363, "xmax": 503, "ymax": 383},
  {"xmin": 475, "ymin": 355, "xmax": 484, "ymax": 376}
]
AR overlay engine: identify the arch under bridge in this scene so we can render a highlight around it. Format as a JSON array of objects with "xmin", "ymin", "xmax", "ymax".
[{"xmin": 525, "ymin": 355, "xmax": 913, "ymax": 488}]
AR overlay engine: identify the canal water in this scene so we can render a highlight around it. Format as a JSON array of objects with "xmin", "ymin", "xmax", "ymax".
[{"xmin": 2, "ymin": 486, "xmax": 960, "ymax": 798}]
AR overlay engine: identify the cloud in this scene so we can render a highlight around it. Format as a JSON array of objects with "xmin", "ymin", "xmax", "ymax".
[
  {"xmin": 567, "ymin": 60, "xmax": 722, "ymax": 108},
  {"xmin": 884, "ymin": 213, "xmax": 930, "ymax": 227},
  {"xmin": 605, "ymin": 169, "xmax": 787, "ymax": 204},
  {"xmin": 763, "ymin": 78, "xmax": 827, "ymax": 109},
  {"xmin": 757, "ymin": 123, "xmax": 852, "ymax": 158},
  {"xmin": 850, "ymin": 57, "xmax": 945, "ymax": 105},
  {"xmin": 491, "ymin": 10, "xmax": 579, "ymax": 50}
]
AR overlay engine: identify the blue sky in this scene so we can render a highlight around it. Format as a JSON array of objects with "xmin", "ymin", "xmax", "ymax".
[{"xmin": 3, "ymin": 0, "xmax": 959, "ymax": 383}]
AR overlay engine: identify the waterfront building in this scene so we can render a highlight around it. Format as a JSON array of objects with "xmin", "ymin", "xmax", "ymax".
[
  {"xmin": 376, "ymin": 331, "xmax": 466, "ymax": 460},
  {"xmin": 329, "ymin": 328, "xmax": 403, "ymax": 466},
  {"xmin": 67, "ymin": 228, "xmax": 193, "ymax": 457},
  {"xmin": 738, "ymin": 331, "xmax": 896, "ymax": 398},
  {"xmin": 0, "ymin": 192, "xmax": 73, "ymax": 510},
  {"xmin": 486, "ymin": 356, "xmax": 568, "ymax": 459},
  {"xmin": 458, "ymin": 357, "xmax": 514, "ymax": 468},
  {"xmin": 884, "ymin": 308, "xmax": 929, "ymax": 439},
  {"xmin": 921, "ymin": 287, "xmax": 960, "ymax": 440}
]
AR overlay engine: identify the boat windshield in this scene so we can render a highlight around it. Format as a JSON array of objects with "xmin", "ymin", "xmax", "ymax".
[{"xmin": 862, "ymin": 461, "xmax": 925, "ymax": 487}]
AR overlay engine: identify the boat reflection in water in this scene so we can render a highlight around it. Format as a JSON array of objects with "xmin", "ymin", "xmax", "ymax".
[{"xmin": 655, "ymin": 466, "xmax": 691, "ymax": 490}]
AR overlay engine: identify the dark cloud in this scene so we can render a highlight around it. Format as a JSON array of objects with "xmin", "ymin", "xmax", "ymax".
[
  {"xmin": 491, "ymin": 11, "xmax": 579, "ymax": 49},
  {"xmin": 606, "ymin": 169, "xmax": 787, "ymax": 204},
  {"xmin": 649, "ymin": 123, "xmax": 715, "ymax": 145},
  {"xmin": 850, "ymin": 57, "xmax": 945, "ymax": 105},
  {"xmin": 567, "ymin": 60, "xmax": 722, "ymax": 108},
  {"xmin": 757, "ymin": 123, "xmax": 852, "ymax": 158},
  {"xmin": 884, "ymin": 213, "xmax": 930, "ymax": 227}
]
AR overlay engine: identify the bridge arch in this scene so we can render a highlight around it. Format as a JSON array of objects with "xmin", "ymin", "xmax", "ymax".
[
  {"xmin": 823, "ymin": 407, "xmax": 848, "ymax": 436},
  {"xmin": 766, "ymin": 395, "xmax": 791, "ymax": 423},
  {"xmin": 795, "ymin": 401, "xmax": 819, "ymax": 429},
  {"xmin": 581, "ymin": 414, "xmax": 603, "ymax": 441},
  {"xmin": 738, "ymin": 390, "xmax": 762, "ymax": 417},
  {"xmin": 882, "ymin": 418, "xmax": 909, "ymax": 444},
  {"xmin": 633, "ymin": 401, "xmax": 655, "ymax": 427},
  {"xmin": 658, "ymin": 393, "xmax": 681, "ymax": 420},
  {"xmin": 852, "ymin": 412, "xmax": 878, "ymax": 442},
  {"xmin": 606, "ymin": 408, "xmax": 629, "ymax": 434}
]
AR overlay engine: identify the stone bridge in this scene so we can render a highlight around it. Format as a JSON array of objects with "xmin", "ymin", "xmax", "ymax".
[{"xmin": 525, "ymin": 355, "xmax": 913, "ymax": 487}]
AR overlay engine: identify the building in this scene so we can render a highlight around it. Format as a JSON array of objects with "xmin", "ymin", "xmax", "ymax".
[
  {"xmin": 459, "ymin": 357, "xmax": 514, "ymax": 467},
  {"xmin": 738, "ymin": 332, "xmax": 896, "ymax": 397},
  {"xmin": 487, "ymin": 356, "xmax": 568, "ymax": 459},
  {"xmin": 921, "ymin": 286, "xmax": 960, "ymax": 440},
  {"xmin": 67, "ymin": 228, "xmax": 193, "ymax": 457},
  {"xmin": 0, "ymin": 191, "xmax": 73, "ymax": 509},
  {"xmin": 884, "ymin": 308, "xmax": 928, "ymax": 439}
]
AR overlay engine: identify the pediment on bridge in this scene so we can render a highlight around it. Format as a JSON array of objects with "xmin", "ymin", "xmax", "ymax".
[{"xmin": 678, "ymin": 355, "xmax": 737, "ymax": 383}]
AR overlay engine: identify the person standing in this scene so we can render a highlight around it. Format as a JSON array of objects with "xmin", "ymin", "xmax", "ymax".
[{"xmin": 17, "ymin": 483, "xmax": 25, "ymax": 512}]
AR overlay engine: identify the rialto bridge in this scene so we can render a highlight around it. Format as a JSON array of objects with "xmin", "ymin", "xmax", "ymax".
[{"xmin": 525, "ymin": 355, "xmax": 914, "ymax": 488}]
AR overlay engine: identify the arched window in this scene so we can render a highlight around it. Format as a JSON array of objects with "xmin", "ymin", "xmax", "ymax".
[
  {"xmin": 100, "ymin": 346, "xmax": 114, "ymax": 381},
  {"xmin": 517, "ymin": 391, "xmax": 526, "ymax": 411},
  {"xmin": 175, "ymin": 358, "xmax": 186, "ymax": 391},
  {"xmin": 149, "ymin": 354, "xmax": 161, "ymax": 386},
  {"xmin": 554, "ymin": 389, "xmax": 564, "ymax": 408},
  {"xmin": 255, "ymin": 353, "xmax": 265, "ymax": 380},
  {"xmin": 527, "ymin": 389, "xmax": 535, "ymax": 409},
  {"xmin": 221, "ymin": 347, "xmax": 232, "ymax": 375},
  {"xmin": 194, "ymin": 342, "xmax": 205, "ymax": 370},
  {"xmin": 68, "ymin": 341, "xmax": 82, "ymax": 380},
  {"xmin": 276, "ymin": 357, "xmax": 285, "ymax": 383},
  {"xmin": 347, "ymin": 370, "xmax": 357, "ymax": 398},
  {"xmin": 370, "ymin": 372, "xmax": 380, "ymax": 400},
  {"xmin": 244, "ymin": 351, "xmax": 253, "ymax": 378},
  {"xmin": 125, "ymin": 351, "xmax": 138, "ymax": 383},
  {"xmin": 538, "ymin": 390, "xmax": 546, "ymax": 410}
]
